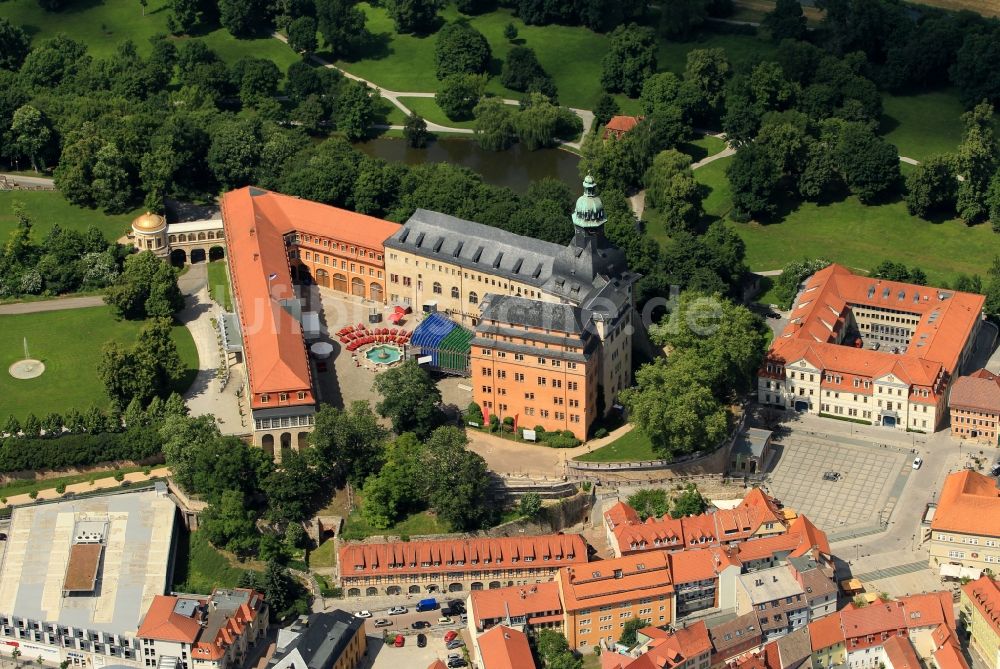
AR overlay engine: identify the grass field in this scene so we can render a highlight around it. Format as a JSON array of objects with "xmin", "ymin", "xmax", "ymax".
[
  {"xmin": 398, "ymin": 96, "xmax": 478, "ymax": 130},
  {"xmin": 2, "ymin": 0, "xmax": 298, "ymax": 69},
  {"xmin": 308, "ymin": 538, "xmax": 338, "ymax": 568},
  {"xmin": 341, "ymin": 507, "xmax": 451, "ymax": 540},
  {"xmin": 206, "ymin": 260, "xmax": 233, "ymax": 312},
  {"xmin": 0, "ymin": 191, "xmax": 136, "ymax": 242},
  {"xmin": 0, "ymin": 306, "xmax": 198, "ymax": 421},
  {"xmin": 882, "ymin": 90, "xmax": 972, "ymax": 162},
  {"xmin": 574, "ymin": 428, "xmax": 657, "ymax": 462},
  {"xmin": 171, "ymin": 530, "xmax": 259, "ymax": 593}
]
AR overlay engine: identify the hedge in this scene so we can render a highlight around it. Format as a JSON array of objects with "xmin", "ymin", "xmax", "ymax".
[{"xmin": 0, "ymin": 428, "xmax": 163, "ymax": 474}]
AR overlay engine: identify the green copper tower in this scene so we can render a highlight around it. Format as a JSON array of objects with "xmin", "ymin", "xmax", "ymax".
[{"xmin": 571, "ymin": 174, "xmax": 606, "ymax": 229}]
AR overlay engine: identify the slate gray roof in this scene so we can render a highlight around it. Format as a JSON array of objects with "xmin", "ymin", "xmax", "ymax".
[
  {"xmin": 478, "ymin": 295, "xmax": 591, "ymax": 334},
  {"xmin": 385, "ymin": 209, "xmax": 564, "ymax": 287},
  {"xmin": 268, "ymin": 610, "xmax": 364, "ymax": 669},
  {"xmin": 733, "ymin": 428, "xmax": 772, "ymax": 458}
]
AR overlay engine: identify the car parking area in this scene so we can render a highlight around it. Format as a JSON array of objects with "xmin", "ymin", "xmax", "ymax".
[
  {"xmin": 766, "ymin": 437, "xmax": 908, "ymax": 535},
  {"xmin": 364, "ymin": 628, "xmax": 472, "ymax": 669}
]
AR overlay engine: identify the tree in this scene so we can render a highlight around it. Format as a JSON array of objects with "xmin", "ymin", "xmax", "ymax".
[
  {"xmin": 294, "ymin": 95, "xmax": 327, "ymax": 135},
  {"xmin": 474, "ymin": 99, "xmax": 518, "ymax": 151},
  {"xmin": 517, "ymin": 93, "xmax": 580, "ymax": 151},
  {"xmin": 0, "ymin": 18, "xmax": 30, "ymax": 71},
  {"xmin": 620, "ymin": 617, "xmax": 647, "ymax": 647},
  {"xmin": 21, "ymin": 414, "xmax": 41, "ymax": 438},
  {"xmin": 315, "ymin": 0, "xmax": 367, "ymax": 58},
  {"xmin": 500, "ymin": 46, "xmax": 549, "ymax": 93},
  {"xmin": 40, "ymin": 412, "xmax": 63, "ymax": 437},
  {"xmin": 91, "ymin": 143, "xmax": 132, "ymax": 214},
  {"xmin": 4, "ymin": 415, "xmax": 20, "ymax": 437},
  {"xmin": 503, "ymin": 22, "xmax": 518, "ymax": 41},
  {"xmin": 386, "ymin": 0, "xmax": 441, "ymax": 34},
  {"xmin": 435, "ymin": 21, "xmax": 491, "ymax": 79},
  {"xmin": 594, "ymin": 94, "xmax": 620, "ymax": 128},
  {"xmin": 336, "ymin": 80, "xmax": 375, "ymax": 141},
  {"xmin": 168, "ymin": 0, "xmax": 204, "ymax": 33},
  {"xmin": 684, "ymin": 48, "xmax": 730, "ymax": 118},
  {"xmin": 403, "ymin": 113, "xmax": 429, "ymax": 148},
  {"xmin": 262, "ymin": 450, "xmax": 322, "ymax": 523},
  {"xmin": 10, "ymin": 106, "xmax": 52, "ymax": 174},
  {"xmin": 201, "ymin": 489, "xmax": 259, "ymax": 557},
  {"xmin": 905, "ymin": 155, "xmax": 957, "ymax": 218},
  {"xmin": 373, "ymin": 360, "xmax": 443, "ymax": 438},
  {"xmin": 219, "ymin": 0, "xmax": 266, "ymax": 37},
  {"xmin": 518, "ymin": 492, "xmax": 542, "ymax": 517},
  {"xmin": 670, "ymin": 483, "xmax": 708, "ymax": 518},
  {"xmin": 763, "ymin": 0, "xmax": 806, "ymax": 41},
  {"xmin": 659, "ymin": 0, "xmax": 707, "ymax": 40},
  {"xmin": 231, "ymin": 57, "xmax": 282, "ymax": 107},
  {"xmin": 360, "ymin": 433, "xmax": 427, "ymax": 528},
  {"xmin": 287, "ymin": 16, "xmax": 318, "ymax": 54},
  {"xmin": 955, "ymin": 102, "xmax": 998, "ymax": 225},
  {"xmin": 950, "ymin": 32, "xmax": 1000, "ymax": 109},
  {"xmin": 601, "ymin": 24, "xmax": 657, "ymax": 97},
  {"xmin": 771, "ymin": 258, "xmax": 829, "ymax": 309},
  {"xmin": 208, "ymin": 116, "xmax": 263, "ymax": 189},
  {"xmin": 727, "ymin": 143, "xmax": 782, "ymax": 220},
  {"xmin": 435, "ymin": 73, "xmax": 485, "ymax": 121},
  {"xmin": 309, "ymin": 401, "xmax": 387, "ymax": 485},
  {"xmin": 422, "ymin": 427, "xmax": 494, "ymax": 530},
  {"xmin": 100, "ymin": 318, "xmax": 185, "ymax": 408},
  {"xmin": 105, "ymin": 251, "xmax": 182, "ymax": 320},
  {"xmin": 988, "ymin": 172, "xmax": 1000, "ymax": 233},
  {"xmin": 643, "ymin": 149, "xmax": 703, "ymax": 233},
  {"xmin": 626, "ymin": 488, "xmax": 669, "ymax": 520},
  {"xmin": 828, "ymin": 120, "xmax": 900, "ymax": 204}
]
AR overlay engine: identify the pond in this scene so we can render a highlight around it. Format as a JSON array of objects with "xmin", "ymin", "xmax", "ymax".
[{"xmin": 355, "ymin": 137, "xmax": 582, "ymax": 194}]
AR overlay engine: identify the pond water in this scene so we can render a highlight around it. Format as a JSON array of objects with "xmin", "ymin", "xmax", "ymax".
[{"xmin": 354, "ymin": 137, "xmax": 582, "ymax": 194}]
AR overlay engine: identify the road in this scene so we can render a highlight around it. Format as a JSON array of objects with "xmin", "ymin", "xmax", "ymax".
[
  {"xmin": 0, "ymin": 173, "xmax": 56, "ymax": 188},
  {"xmin": 344, "ymin": 600, "xmax": 469, "ymax": 637}
]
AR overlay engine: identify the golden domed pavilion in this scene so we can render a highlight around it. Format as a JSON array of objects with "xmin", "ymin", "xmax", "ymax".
[{"xmin": 131, "ymin": 211, "xmax": 168, "ymax": 256}]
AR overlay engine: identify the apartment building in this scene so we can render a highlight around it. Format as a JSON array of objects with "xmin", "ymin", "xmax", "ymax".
[
  {"xmin": 267, "ymin": 611, "xmax": 366, "ymax": 669},
  {"xmin": 471, "ymin": 297, "xmax": 600, "ymax": 438},
  {"xmin": 670, "ymin": 547, "xmax": 741, "ymax": 617},
  {"xmin": 603, "ymin": 621, "xmax": 713, "ymax": 669},
  {"xmin": 949, "ymin": 369, "xmax": 1000, "ymax": 445},
  {"xmin": 475, "ymin": 625, "xmax": 536, "ymax": 669},
  {"xmin": 467, "ymin": 581, "xmax": 563, "ymax": 634},
  {"xmin": 558, "ymin": 552, "xmax": 675, "ymax": 650},
  {"xmin": 787, "ymin": 557, "xmax": 837, "ymax": 621},
  {"xmin": 136, "ymin": 589, "xmax": 268, "ymax": 669},
  {"xmin": 337, "ymin": 534, "xmax": 587, "ymax": 597},
  {"xmin": 928, "ymin": 470, "xmax": 1000, "ymax": 573},
  {"xmin": 735, "ymin": 568, "xmax": 810, "ymax": 642},
  {"xmin": 710, "ymin": 612, "xmax": 764, "ymax": 667},
  {"xmin": 759, "ymin": 264, "xmax": 984, "ymax": 432},
  {"xmin": 961, "ymin": 576, "xmax": 1000, "ymax": 669}
]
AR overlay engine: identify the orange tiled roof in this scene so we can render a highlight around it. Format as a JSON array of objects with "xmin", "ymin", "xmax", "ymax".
[
  {"xmin": 763, "ymin": 264, "xmax": 984, "ymax": 396},
  {"xmin": 428, "ymin": 662, "xmax": 448, "ymax": 669},
  {"xmin": 605, "ymin": 501, "xmax": 641, "ymax": 528},
  {"xmin": 340, "ymin": 534, "xmax": 587, "ymax": 579},
  {"xmin": 478, "ymin": 625, "xmax": 536, "ymax": 669},
  {"xmin": 808, "ymin": 612, "xmax": 844, "ymax": 650},
  {"xmin": 560, "ymin": 551, "xmax": 674, "ymax": 611},
  {"xmin": 602, "ymin": 622, "xmax": 711, "ymax": 669},
  {"xmin": 605, "ymin": 116, "xmax": 641, "ymax": 133},
  {"xmin": 949, "ymin": 370, "xmax": 1000, "ymax": 413},
  {"xmin": 220, "ymin": 187, "xmax": 402, "ymax": 408},
  {"xmin": 669, "ymin": 546, "xmax": 739, "ymax": 584},
  {"xmin": 137, "ymin": 595, "xmax": 204, "ymax": 643},
  {"xmin": 931, "ymin": 470, "xmax": 1000, "ymax": 536},
  {"xmin": 840, "ymin": 601, "xmax": 907, "ymax": 639},
  {"xmin": 962, "ymin": 576, "xmax": 1000, "ymax": 637},
  {"xmin": 469, "ymin": 581, "xmax": 562, "ymax": 629},
  {"xmin": 882, "ymin": 634, "xmax": 921, "ymax": 669}
]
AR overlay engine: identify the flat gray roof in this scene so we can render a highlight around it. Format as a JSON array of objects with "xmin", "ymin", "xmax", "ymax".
[
  {"xmin": 738, "ymin": 566, "xmax": 804, "ymax": 603},
  {"xmin": 0, "ymin": 489, "xmax": 177, "ymax": 636}
]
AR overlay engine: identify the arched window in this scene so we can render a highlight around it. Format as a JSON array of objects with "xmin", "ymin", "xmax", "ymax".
[
  {"xmin": 451, "ymin": 287, "xmax": 459, "ymax": 299},
  {"xmin": 433, "ymin": 282, "xmax": 442, "ymax": 295},
  {"xmin": 469, "ymin": 292, "xmax": 478, "ymax": 304}
]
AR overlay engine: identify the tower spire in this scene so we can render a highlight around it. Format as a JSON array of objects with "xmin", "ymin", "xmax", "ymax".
[{"xmin": 571, "ymin": 174, "xmax": 606, "ymax": 230}]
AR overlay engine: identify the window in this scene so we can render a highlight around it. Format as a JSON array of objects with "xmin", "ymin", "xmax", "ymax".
[
  {"xmin": 279, "ymin": 392, "xmax": 288, "ymax": 402},
  {"xmin": 537, "ymin": 377, "xmax": 547, "ymax": 386},
  {"xmin": 451, "ymin": 287, "xmax": 460, "ymax": 298},
  {"xmin": 433, "ymin": 282, "xmax": 442, "ymax": 294},
  {"xmin": 469, "ymin": 292, "xmax": 478, "ymax": 304},
  {"xmin": 261, "ymin": 394, "xmax": 269, "ymax": 403}
]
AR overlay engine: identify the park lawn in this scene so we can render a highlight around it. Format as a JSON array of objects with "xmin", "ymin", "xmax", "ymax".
[
  {"xmin": 373, "ymin": 96, "xmax": 409, "ymax": 126},
  {"xmin": 656, "ymin": 31, "xmax": 777, "ymax": 78},
  {"xmin": 308, "ymin": 538, "xmax": 338, "ymax": 568},
  {"xmin": 574, "ymin": 428, "xmax": 656, "ymax": 462},
  {"xmin": 0, "ymin": 191, "xmax": 137, "ymax": 242},
  {"xmin": 398, "ymin": 96, "xmax": 478, "ymax": 130},
  {"xmin": 693, "ymin": 155, "xmax": 734, "ymax": 219},
  {"xmin": 881, "ymin": 90, "xmax": 972, "ymax": 162},
  {"xmin": 341, "ymin": 506, "xmax": 451, "ymax": 540},
  {"xmin": 206, "ymin": 260, "xmax": 233, "ymax": 312},
  {"xmin": 172, "ymin": 530, "xmax": 260, "ymax": 593},
  {"xmin": 0, "ymin": 306, "xmax": 198, "ymax": 421},
  {"xmin": 193, "ymin": 28, "xmax": 300, "ymax": 71}
]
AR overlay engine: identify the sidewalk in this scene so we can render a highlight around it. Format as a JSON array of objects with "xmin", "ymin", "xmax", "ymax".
[{"xmin": 2, "ymin": 467, "xmax": 171, "ymax": 506}]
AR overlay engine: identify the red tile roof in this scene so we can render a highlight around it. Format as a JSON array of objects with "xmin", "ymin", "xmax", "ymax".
[
  {"xmin": 882, "ymin": 634, "xmax": 921, "ymax": 669},
  {"xmin": 763, "ymin": 264, "xmax": 984, "ymax": 396},
  {"xmin": 220, "ymin": 187, "xmax": 402, "ymax": 408},
  {"xmin": 962, "ymin": 576, "xmax": 1000, "ymax": 638},
  {"xmin": 931, "ymin": 470, "xmax": 1000, "ymax": 536},
  {"xmin": 560, "ymin": 551, "xmax": 674, "ymax": 611},
  {"xmin": 603, "ymin": 622, "xmax": 711, "ymax": 669},
  {"xmin": 605, "ymin": 116, "xmax": 642, "ymax": 133},
  {"xmin": 137, "ymin": 595, "xmax": 203, "ymax": 643},
  {"xmin": 478, "ymin": 625, "xmax": 536, "ymax": 669},
  {"xmin": 340, "ymin": 534, "xmax": 587, "ymax": 579},
  {"xmin": 469, "ymin": 581, "xmax": 562, "ymax": 629},
  {"xmin": 949, "ymin": 370, "xmax": 1000, "ymax": 413},
  {"xmin": 808, "ymin": 612, "xmax": 844, "ymax": 651},
  {"xmin": 669, "ymin": 546, "xmax": 739, "ymax": 584}
]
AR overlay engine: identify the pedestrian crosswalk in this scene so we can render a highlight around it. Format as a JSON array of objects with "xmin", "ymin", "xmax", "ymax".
[{"xmin": 854, "ymin": 561, "xmax": 927, "ymax": 582}]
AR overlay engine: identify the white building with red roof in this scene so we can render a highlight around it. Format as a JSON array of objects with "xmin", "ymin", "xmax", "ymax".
[{"xmin": 759, "ymin": 264, "xmax": 984, "ymax": 432}]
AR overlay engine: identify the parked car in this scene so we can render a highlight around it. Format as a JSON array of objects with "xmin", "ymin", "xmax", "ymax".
[
  {"xmin": 991, "ymin": 461, "xmax": 1000, "ymax": 477},
  {"xmin": 411, "ymin": 620, "xmax": 430, "ymax": 630},
  {"xmin": 417, "ymin": 634, "xmax": 427, "ymax": 648},
  {"xmin": 374, "ymin": 619, "xmax": 392, "ymax": 628},
  {"xmin": 447, "ymin": 639, "xmax": 465, "ymax": 650},
  {"xmin": 388, "ymin": 606, "xmax": 408, "ymax": 615},
  {"xmin": 448, "ymin": 654, "xmax": 462, "ymax": 661},
  {"xmin": 822, "ymin": 471, "xmax": 841, "ymax": 481},
  {"xmin": 447, "ymin": 660, "xmax": 467, "ymax": 669},
  {"xmin": 393, "ymin": 635, "xmax": 405, "ymax": 648},
  {"xmin": 438, "ymin": 616, "xmax": 452, "ymax": 625},
  {"xmin": 460, "ymin": 614, "xmax": 468, "ymax": 624},
  {"xmin": 447, "ymin": 600, "xmax": 466, "ymax": 614},
  {"xmin": 912, "ymin": 457, "xmax": 923, "ymax": 470},
  {"xmin": 355, "ymin": 610, "xmax": 372, "ymax": 619},
  {"xmin": 441, "ymin": 607, "xmax": 455, "ymax": 617},
  {"xmin": 444, "ymin": 630, "xmax": 458, "ymax": 643}
]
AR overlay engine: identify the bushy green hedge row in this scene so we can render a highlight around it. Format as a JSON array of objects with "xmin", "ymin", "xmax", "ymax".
[{"xmin": 0, "ymin": 428, "xmax": 162, "ymax": 474}]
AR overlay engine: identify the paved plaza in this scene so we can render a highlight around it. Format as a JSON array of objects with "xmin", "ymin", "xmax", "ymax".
[{"xmin": 765, "ymin": 436, "xmax": 910, "ymax": 537}]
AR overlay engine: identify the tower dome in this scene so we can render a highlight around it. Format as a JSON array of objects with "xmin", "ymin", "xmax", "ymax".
[
  {"xmin": 572, "ymin": 175, "xmax": 606, "ymax": 229},
  {"xmin": 131, "ymin": 211, "xmax": 166, "ymax": 233}
]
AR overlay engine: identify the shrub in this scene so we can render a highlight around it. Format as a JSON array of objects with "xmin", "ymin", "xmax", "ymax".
[
  {"xmin": 594, "ymin": 427, "xmax": 609, "ymax": 439},
  {"xmin": 0, "ymin": 428, "xmax": 162, "ymax": 473},
  {"xmin": 113, "ymin": 470, "xmax": 125, "ymax": 482},
  {"xmin": 143, "ymin": 466, "xmax": 152, "ymax": 475},
  {"xmin": 55, "ymin": 483, "xmax": 66, "ymax": 494},
  {"xmin": 28, "ymin": 490, "xmax": 37, "ymax": 499}
]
